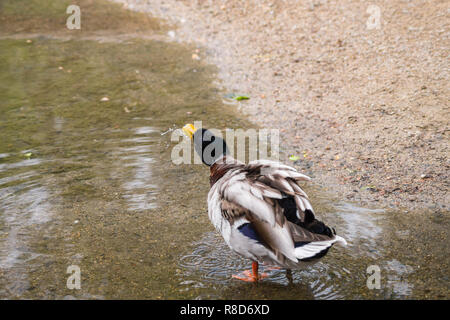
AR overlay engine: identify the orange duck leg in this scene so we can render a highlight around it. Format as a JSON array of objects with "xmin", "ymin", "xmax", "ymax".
[{"xmin": 232, "ymin": 261, "xmax": 268, "ymax": 282}]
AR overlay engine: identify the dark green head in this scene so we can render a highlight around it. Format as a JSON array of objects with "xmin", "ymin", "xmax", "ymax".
[{"xmin": 182, "ymin": 124, "xmax": 228, "ymax": 166}]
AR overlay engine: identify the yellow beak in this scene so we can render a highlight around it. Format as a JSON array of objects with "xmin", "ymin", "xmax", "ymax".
[{"xmin": 182, "ymin": 123, "xmax": 197, "ymax": 140}]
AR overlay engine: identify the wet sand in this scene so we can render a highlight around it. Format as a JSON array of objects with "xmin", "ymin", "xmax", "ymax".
[{"xmin": 112, "ymin": 0, "xmax": 449, "ymax": 213}]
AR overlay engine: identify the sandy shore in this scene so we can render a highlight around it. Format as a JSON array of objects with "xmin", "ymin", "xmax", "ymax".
[{"xmin": 112, "ymin": 0, "xmax": 449, "ymax": 212}]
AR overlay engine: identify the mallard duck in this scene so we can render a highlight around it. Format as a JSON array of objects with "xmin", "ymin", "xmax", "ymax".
[{"xmin": 182, "ymin": 124, "xmax": 346, "ymax": 282}]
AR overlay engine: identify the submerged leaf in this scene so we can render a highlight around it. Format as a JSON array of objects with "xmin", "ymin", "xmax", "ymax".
[{"xmin": 223, "ymin": 93, "xmax": 250, "ymax": 101}]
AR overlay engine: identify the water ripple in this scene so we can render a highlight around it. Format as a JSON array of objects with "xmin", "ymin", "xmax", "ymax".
[{"xmin": 178, "ymin": 231, "xmax": 347, "ymax": 299}]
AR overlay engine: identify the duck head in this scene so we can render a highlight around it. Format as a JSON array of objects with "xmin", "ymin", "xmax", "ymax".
[{"xmin": 182, "ymin": 123, "xmax": 229, "ymax": 166}]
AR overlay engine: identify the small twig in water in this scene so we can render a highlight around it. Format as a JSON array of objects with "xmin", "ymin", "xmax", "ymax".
[{"xmin": 161, "ymin": 128, "xmax": 175, "ymax": 136}]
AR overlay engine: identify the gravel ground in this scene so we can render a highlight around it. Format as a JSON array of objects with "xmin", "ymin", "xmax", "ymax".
[{"xmin": 113, "ymin": 0, "xmax": 449, "ymax": 212}]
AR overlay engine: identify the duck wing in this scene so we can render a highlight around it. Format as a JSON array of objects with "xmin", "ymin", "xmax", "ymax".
[{"xmin": 210, "ymin": 158, "xmax": 346, "ymax": 264}]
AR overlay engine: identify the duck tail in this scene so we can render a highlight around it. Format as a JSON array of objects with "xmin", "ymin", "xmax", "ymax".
[
  {"xmin": 293, "ymin": 235, "xmax": 347, "ymax": 261},
  {"xmin": 333, "ymin": 235, "xmax": 347, "ymax": 246}
]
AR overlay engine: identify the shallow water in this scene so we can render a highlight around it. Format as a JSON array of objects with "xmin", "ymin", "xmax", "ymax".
[
  {"xmin": 178, "ymin": 193, "xmax": 448, "ymax": 300},
  {"xmin": 0, "ymin": 1, "xmax": 448, "ymax": 300}
]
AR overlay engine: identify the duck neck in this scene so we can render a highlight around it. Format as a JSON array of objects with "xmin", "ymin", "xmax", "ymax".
[{"xmin": 209, "ymin": 156, "xmax": 242, "ymax": 187}]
